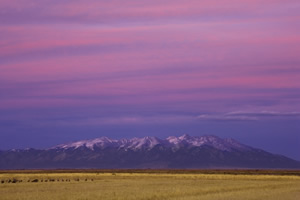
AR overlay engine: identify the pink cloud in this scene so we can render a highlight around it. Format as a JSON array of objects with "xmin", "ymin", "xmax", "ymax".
[
  {"xmin": 1, "ymin": 0, "xmax": 299, "ymax": 114},
  {"xmin": 36, "ymin": 0, "xmax": 300, "ymax": 21},
  {"xmin": 2, "ymin": 0, "xmax": 299, "ymax": 26}
]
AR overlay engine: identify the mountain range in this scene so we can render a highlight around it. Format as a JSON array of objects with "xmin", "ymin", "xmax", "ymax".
[{"xmin": 0, "ymin": 134, "xmax": 299, "ymax": 169}]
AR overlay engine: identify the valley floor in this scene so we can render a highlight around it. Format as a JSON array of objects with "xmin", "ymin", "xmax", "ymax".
[{"xmin": 0, "ymin": 170, "xmax": 300, "ymax": 200}]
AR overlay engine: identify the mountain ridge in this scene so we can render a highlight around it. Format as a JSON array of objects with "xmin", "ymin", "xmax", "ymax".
[
  {"xmin": 1, "ymin": 134, "xmax": 299, "ymax": 169},
  {"xmin": 51, "ymin": 134, "xmax": 253, "ymax": 152}
]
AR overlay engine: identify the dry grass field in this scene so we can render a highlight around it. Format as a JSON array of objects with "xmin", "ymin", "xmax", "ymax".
[{"xmin": 0, "ymin": 170, "xmax": 300, "ymax": 200}]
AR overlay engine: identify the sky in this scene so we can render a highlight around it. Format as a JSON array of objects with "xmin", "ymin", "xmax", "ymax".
[{"xmin": 0, "ymin": 0, "xmax": 300, "ymax": 160}]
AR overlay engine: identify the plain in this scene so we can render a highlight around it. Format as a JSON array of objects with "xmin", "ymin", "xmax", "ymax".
[{"xmin": 0, "ymin": 170, "xmax": 300, "ymax": 200}]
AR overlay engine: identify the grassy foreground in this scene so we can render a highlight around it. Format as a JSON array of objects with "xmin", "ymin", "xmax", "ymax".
[{"xmin": 0, "ymin": 170, "xmax": 300, "ymax": 200}]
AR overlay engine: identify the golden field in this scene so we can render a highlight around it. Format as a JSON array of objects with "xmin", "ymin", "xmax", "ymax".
[{"xmin": 0, "ymin": 170, "xmax": 300, "ymax": 200}]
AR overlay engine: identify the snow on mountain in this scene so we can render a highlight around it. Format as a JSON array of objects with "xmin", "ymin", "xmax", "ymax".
[
  {"xmin": 52, "ymin": 134, "xmax": 251, "ymax": 152},
  {"xmin": 122, "ymin": 136, "xmax": 163, "ymax": 150},
  {"xmin": 53, "ymin": 137, "xmax": 119, "ymax": 150},
  {"xmin": 166, "ymin": 134, "xmax": 251, "ymax": 151}
]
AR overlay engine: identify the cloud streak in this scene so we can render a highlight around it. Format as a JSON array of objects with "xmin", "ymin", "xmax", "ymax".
[
  {"xmin": 1, "ymin": 0, "xmax": 299, "ymax": 25},
  {"xmin": 197, "ymin": 111, "xmax": 300, "ymax": 121}
]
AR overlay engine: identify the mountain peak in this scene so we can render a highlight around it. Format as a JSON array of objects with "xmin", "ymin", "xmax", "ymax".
[
  {"xmin": 3, "ymin": 134, "xmax": 300, "ymax": 169},
  {"xmin": 125, "ymin": 136, "xmax": 162, "ymax": 150},
  {"xmin": 178, "ymin": 134, "xmax": 193, "ymax": 140},
  {"xmin": 52, "ymin": 134, "xmax": 252, "ymax": 152}
]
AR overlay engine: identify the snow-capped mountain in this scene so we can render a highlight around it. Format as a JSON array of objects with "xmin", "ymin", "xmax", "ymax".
[
  {"xmin": 54, "ymin": 137, "xmax": 120, "ymax": 150},
  {"xmin": 166, "ymin": 134, "xmax": 252, "ymax": 151},
  {"xmin": 53, "ymin": 136, "xmax": 165, "ymax": 151},
  {"xmin": 1, "ymin": 134, "xmax": 299, "ymax": 169},
  {"xmin": 52, "ymin": 134, "xmax": 252, "ymax": 152}
]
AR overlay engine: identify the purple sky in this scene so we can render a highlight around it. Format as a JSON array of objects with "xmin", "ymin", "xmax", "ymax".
[{"xmin": 1, "ymin": 0, "xmax": 300, "ymax": 160}]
